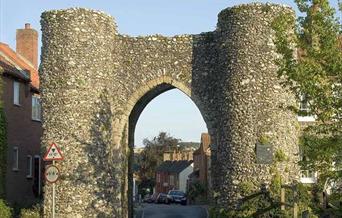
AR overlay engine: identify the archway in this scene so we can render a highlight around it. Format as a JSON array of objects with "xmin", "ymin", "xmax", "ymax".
[
  {"xmin": 127, "ymin": 81, "xmax": 209, "ymax": 216},
  {"xmin": 40, "ymin": 4, "xmax": 300, "ymax": 217}
]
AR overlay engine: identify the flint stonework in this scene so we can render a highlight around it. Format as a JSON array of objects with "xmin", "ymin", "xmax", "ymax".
[{"xmin": 40, "ymin": 3, "xmax": 300, "ymax": 217}]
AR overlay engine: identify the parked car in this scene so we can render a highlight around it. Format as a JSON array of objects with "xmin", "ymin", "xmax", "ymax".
[
  {"xmin": 167, "ymin": 190, "xmax": 187, "ymax": 205},
  {"xmin": 155, "ymin": 193, "xmax": 169, "ymax": 204},
  {"xmin": 143, "ymin": 193, "xmax": 158, "ymax": 203}
]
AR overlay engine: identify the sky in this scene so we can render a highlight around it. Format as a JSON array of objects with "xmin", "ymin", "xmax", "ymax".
[{"xmin": 0, "ymin": 0, "xmax": 340, "ymax": 146}]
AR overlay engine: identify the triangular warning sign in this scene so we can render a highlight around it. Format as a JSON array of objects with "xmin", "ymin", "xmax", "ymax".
[{"xmin": 43, "ymin": 143, "xmax": 64, "ymax": 161}]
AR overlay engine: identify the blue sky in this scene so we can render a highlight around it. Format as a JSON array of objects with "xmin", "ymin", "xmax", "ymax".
[{"xmin": 0, "ymin": 0, "xmax": 340, "ymax": 146}]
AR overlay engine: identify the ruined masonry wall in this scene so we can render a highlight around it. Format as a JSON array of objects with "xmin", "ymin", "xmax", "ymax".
[{"xmin": 40, "ymin": 3, "xmax": 300, "ymax": 217}]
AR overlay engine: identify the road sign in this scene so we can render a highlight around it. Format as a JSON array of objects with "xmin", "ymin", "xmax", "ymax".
[
  {"xmin": 43, "ymin": 143, "xmax": 64, "ymax": 161},
  {"xmin": 45, "ymin": 165, "xmax": 60, "ymax": 183}
]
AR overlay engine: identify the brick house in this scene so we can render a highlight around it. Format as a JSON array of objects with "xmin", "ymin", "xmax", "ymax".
[
  {"xmin": 0, "ymin": 23, "xmax": 42, "ymax": 206},
  {"xmin": 192, "ymin": 133, "xmax": 211, "ymax": 186},
  {"xmin": 155, "ymin": 160, "xmax": 193, "ymax": 193}
]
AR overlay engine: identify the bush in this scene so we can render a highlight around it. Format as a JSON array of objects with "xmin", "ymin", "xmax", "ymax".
[
  {"xmin": 187, "ymin": 181, "xmax": 207, "ymax": 201},
  {"xmin": 0, "ymin": 108, "xmax": 7, "ymax": 198},
  {"xmin": 0, "ymin": 199, "xmax": 12, "ymax": 218},
  {"xmin": 20, "ymin": 205, "xmax": 41, "ymax": 218}
]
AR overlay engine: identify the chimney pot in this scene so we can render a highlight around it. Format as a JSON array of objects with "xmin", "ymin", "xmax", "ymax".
[{"xmin": 25, "ymin": 23, "xmax": 31, "ymax": 29}]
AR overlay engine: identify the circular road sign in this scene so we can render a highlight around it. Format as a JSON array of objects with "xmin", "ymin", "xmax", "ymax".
[{"xmin": 45, "ymin": 165, "xmax": 60, "ymax": 183}]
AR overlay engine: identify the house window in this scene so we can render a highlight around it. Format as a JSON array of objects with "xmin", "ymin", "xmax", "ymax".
[
  {"xmin": 300, "ymin": 170, "xmax": 315, "ymax": 178},
  {"xmin": 299, "ymin": 94, "xmax": 309, "ymax": 113},
  {"xmin": 13, "ymin": 147, "xmax": 19, "ymax": 171},
  {"xmin": 169, "ymin": 175, "xmax": 175, "ymax": 186},
  {"xmin": 157, "ymin": 173, "xmax": 161, "ymax": 183},
  {"xmin": 13, "ymin": 81, "xmax": 20, "ymax": 105},
  {"xmin": 32, "ymin": 95, "xmax": 41, "ymax": 121},
  {"xmin": 26, "ymin": 155, "xmax": 32, "ymax": 178},
  {"xmin": 298, "ymin": 93, "xmax": 316, "ymax": 122}
]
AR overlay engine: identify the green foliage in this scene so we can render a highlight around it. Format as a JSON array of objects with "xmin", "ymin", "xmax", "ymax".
[
  {"xmin": 239, "ymin": 181, "xmax": 256, "ymax": 196},
  {"xmin": 136, "ymin": 132, "xmax": 181, "ymax": 190},
  {"xmin": 0, "ymin": 109, "xmax": 6, "ymax": 198},
  {"xmin": 20, "ymin": 205, "xmax": 41, "ymax": 218},
  {"xmin": 273, "ymin": 1, "xmax": 342, "ymax": 123},
  {"xmin": 210, "ymin": 176, "xmax": 321, "ymax": 217},
  {"xmin": 326, "ymin": 192, "xmax": 342, "ymax": 217},
  {"xmin": 187, "ymin": 181, "xmax": 207, "ymax": 200},
  {"xmin": 296, "ymin": 184, "xmax": 317, "ymax": 214},
  {"xmin": 274, "ymin": 149, "xmax": 288, "ymax": 162},
  {"xmin": 272, "ymin": 1, "xmax": 342, "ymax": 214},
  {"xmin": 258, "ymin": 135, "xmax": 270, "ymax": 145},
  {"xmin": 270, "ymin": 171, "xmax": 282, "ymax": 196},
  {"xmin": 0, "ymin": 199, "xmax": 12, "ymax": 218},
  {"xmin": 0, "ymin": 72, "xmax": 6, "ymax": 198},
  {"xmin": 300, "ymin": 127, "xmax": 342, "ymax": 185}
]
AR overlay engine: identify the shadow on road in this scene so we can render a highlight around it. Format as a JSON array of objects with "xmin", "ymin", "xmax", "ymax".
[{"xmin": 135, "ymin": 203, "xmax": 208, "ymax": 218}]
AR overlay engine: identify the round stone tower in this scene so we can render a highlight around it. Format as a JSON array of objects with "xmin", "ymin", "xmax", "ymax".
[
  {"xmin": 210, "ymin": 3, "xmax": 300, "ymax": 207},
  {"xmin": 40, "ymin": 8, "xmax": 121, "ymax": 217}
]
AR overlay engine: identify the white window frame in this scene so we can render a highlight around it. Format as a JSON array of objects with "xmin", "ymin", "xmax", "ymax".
[
  {"xmin": 32, "ymin": 95, "xmax": 42, "ymax": 121},
  {"xmin": 300, "ymin": 170, "xmax": 317, "ymax": 184},
  {"xmin": 26, "ymin": 155, "xmax": 32, "ymax": 178},
  {"xmin": 34, "ymin": 155, "xmax": 41, "ymax": 195},
  {"xmin": 298, "ymin": 94, "xmax": 316, "ymax": 122},
  {"xmin": 299, "ymin": 94, "xmax": 309, "ymax": 112},
  {"xmin": 12, "ymin": 147, "xmax": 19, "ymax": 171},
  {"xmin": 13, "ymin": 81, "xmax": 20, "ymax": 106}
]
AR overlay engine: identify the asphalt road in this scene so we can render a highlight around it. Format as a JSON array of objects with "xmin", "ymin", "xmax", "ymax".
[{"xmin": 136, "ymin": 203, "xmax": 208, "ymax": 218}]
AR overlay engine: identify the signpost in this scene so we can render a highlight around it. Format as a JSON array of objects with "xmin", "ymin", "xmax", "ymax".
[
  {"xmin": 45, "ymin": 165, "xmax": 60, "ymax": 183},
  {"xmin": 43, "ymin": 143, "xmax": 63, "ymax": 161},
  {"xmin": 43, "ymin": 143, "xmax": 64, "ymax": 218}
]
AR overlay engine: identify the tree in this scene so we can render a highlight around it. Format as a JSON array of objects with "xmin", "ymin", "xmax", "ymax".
[
  {"xmin": 136, "ymin": 132, "xmax": 181, "ymax": 192},
  {"xmin": 272, "ymin": 0, "xmax": 342, "ymax": 208}
]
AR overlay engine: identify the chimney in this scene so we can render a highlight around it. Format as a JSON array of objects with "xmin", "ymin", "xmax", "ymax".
[{"xmin": 16, "ymin": 23, "xmax": 38, "ymax": 69}]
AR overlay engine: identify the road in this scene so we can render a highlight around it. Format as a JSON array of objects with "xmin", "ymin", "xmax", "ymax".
[{"xmin": 135, "ymin": 203, "xmax": 208, "ymax": 218}]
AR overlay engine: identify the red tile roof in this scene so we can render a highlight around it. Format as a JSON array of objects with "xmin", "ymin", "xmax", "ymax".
[
  {"xmin": 0, "ymin": 42, "xmax": 39, "ymax": 89},
  {"xmin": 0, "ymin": 58, "xmax": 30, "ymax": 82}
]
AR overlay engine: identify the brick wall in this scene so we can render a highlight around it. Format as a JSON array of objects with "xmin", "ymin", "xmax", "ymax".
[{"xmin": 2, "ymin": 76, "xmax": 42, "ymax": 206}]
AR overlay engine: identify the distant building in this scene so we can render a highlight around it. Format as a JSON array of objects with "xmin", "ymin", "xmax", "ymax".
[
  {"xmin": 0, "ymin": 23, "xmax": 42, "ymax": 206},
  {"xmin": 132, "ymin": 147, "xmax": 145, "ymax": 201},
  {"xmin": 155, "ymin": 160, "xmax": 193, "ymax": 193},
  {"xmin": 163, "ymin": 147, "xmax": 195, "ymax": 161},
  {"xmin": 133, "ymin": 147, "xmax": 144, "ymax": 154},
  {"xmin": 192, "ymin": 133, "xmax": 211, "ymax": 186},
  {"xmin": 297, "ymin": 94, "xmax": 318, "ymax": 184}
]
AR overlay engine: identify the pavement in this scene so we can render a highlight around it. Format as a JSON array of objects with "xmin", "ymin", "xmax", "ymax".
[{"xmin": 135, "ymin": 203, "xmax": 208, "ymax": 218}]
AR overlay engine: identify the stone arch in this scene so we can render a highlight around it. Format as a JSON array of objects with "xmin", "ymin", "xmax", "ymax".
[
  {"xmin": 125, "ymin": 76, "xmax": 192, "ymax": 127},
  {"xmin": 40, "ymin": 3, "xmax": 301, "ymax": 218},
  {"xmin": 125, "ymin": 76, "xmax": 207, "ymax": 217},
  {"xmin": 111, "ymin": 76, "xmax": 202, "ymax": 153}
]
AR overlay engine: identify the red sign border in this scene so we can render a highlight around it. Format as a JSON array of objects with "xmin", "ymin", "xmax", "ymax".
[
  {"xmin": 44, "ymin": 165, "xmax": 60, "ymax": 183},
  {"xmin": 43, "ymin": 143, "xmax": 64, "ymax": 161}
]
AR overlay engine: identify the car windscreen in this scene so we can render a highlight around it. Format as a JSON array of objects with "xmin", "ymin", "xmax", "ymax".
[{"xmin": 170, "ymin": 191, "xmax": 184, "ymax": 196}]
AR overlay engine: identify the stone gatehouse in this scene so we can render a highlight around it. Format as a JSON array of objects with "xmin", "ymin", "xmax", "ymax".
[{"xmin": 40, "ymin": 3, "xmax": 300, "ymax": 217}]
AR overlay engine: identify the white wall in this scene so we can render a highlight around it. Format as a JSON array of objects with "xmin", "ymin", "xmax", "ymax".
[{"xmin": 178, "ymin": 163, "xmax": 194, "ymax": 193}]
